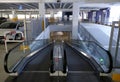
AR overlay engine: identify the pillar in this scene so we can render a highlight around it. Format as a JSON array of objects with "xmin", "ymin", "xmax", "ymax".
[
  {"xmin": 29, "ymin": 12, "xmax": 32, "ymax": 19},
  {"xmin": 72, "ymin": 2, "xmax": 79, "ymax": 39},
  {"xmin": 81, "ymin": 11, "xmax": 84, "ymax": 22},
  {"xmin": 67, "ymin": 15, "xmax": 70, "ymax": 21},
  {"xmin": 62, "ymin": 12, "xmax": 65, "ymax": 21},
  {"xmin": 92, "ymin": 11, "xmax": 96, "ymax": 23},
  {"xmin": 24, "ymin": 11, "xmax": 27, "ymax": 20},
  {"xmin": 106, "ymin": 8, "xmax": 110, "ymax": 25},
  {"xmin": 38, "ymin": 2, "xmax": 45, "ymax": 29},
  {"xmin": 88, "ymin": 11, "xmax": 93, "ymax": 22},
  {"xmin": 101, "ymin": 10, "xmax": 104, "ymax": 24},
  {"xmin": 7, "ymin": 13, "xmax": 9, "ymax": 19},
  {"xmin": 50, "ymin": 11, "xmax": 55, "ymax": 24},
  {"xmin": 0, "ymin": 12, "xmax": 2, "ymax": 17},
  {"xmin": 50, "ymin": 11, "xmax": 54, "ymax": 17},
  {"xmin": 12, "ymin": 10, "xmax": 18, "ymax": 22},
  {"xmin": 38, "ymin": 2, "xmax": 45, "ymax": 17}
]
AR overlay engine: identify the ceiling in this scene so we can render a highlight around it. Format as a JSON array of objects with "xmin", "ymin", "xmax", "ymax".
[
  {"xmin": 0, "ymin": 2, "xmax": 119, "ymax": 13},
  {"xmin": 0, "ymin": 3, "xmax": 38, "ymax": 9},
  {"xmin": 0, "ymin": 3, "xmax": 73, "ymax": 10}
]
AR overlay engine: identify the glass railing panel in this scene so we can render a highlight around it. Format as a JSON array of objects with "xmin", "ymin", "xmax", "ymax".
[
  {"xmin": 69, "ymin": 40, "xmax": 112, "ymax": 72},
  {"xmin": 6, "ymin": 39, "xmax": 51, "ymax": 72},
  {"xmin": 114, "ymin": 40, "xmax": 120, "ymax": 67}
]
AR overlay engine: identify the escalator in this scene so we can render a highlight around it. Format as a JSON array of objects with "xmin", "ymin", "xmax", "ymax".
[
  {"xmin": 4, "ymin": 40, "xmax": 55, "ymax": 82},
  {"xmin": 65, "ymin": 45, "xmax": 99, "ymax": 82},
  {"xmin": 67, "ymin": 40, "xmax": 113, "ymax": 73},
  {"xmin": 12, "ymin": 44, "xmax": 54, "ymax": 82},
  {"xmin": 64, "ymin": 40, "xmax": 113, "ymax": 82},
  {"xmin": 4, "ymin": 40, "xmax": 113, "ymax": 82}
]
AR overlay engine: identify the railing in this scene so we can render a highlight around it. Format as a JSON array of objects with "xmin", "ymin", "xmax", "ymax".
[
  {"xmin": 4, "ymin": 39, "xmax": 51, "ymax": 74},
  {"xmin": 67, "ymin": 40, "xmax": 113, "ymax": 73},
  {"xmin": 63, "ymin": 50, "xmax": 67, "ymax": 73}
]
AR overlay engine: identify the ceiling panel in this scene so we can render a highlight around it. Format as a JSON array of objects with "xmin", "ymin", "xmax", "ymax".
[
  {"xmin": 0, "ymin": 3, "xmax": 38, "ymax": 9},
  {"xmin": 0, "ymin": 2, "xmax": 119, "ymax": 12}
]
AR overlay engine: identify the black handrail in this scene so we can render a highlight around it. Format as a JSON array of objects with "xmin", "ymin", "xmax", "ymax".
[
  {"xmin": 50, "ymin": 49, "xmax": 55, "ymax": 73},
  {"xmin": 4, "ymin": 42, "xmax": 23, "ymax": 73},
  {"xmin": 106, "ymin": 51, "xmax": 113, "ymax": 73},
  {"xmin": 66, "ymin": 42, "xmax": 113, "ymax": 73},
  {"xmin": 4, "ymin": 40, "xmax": 52, "ymax": 74},
  {"xmin": 63, "ymin": 50, "xmax": 67, "ymax": 73},
  {"xmin": 4, "ymin": 51, "xmax": 13, "ymax": 73}
]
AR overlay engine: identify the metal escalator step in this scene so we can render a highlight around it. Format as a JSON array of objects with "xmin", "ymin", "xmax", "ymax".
[
  {"xmin": 12, "ymin": 72, "xmax": 66, "ymax": 82},
  {"xmin": 100, "ymin": 76, "xmax": 112, "ymax": 82},
  {"xmin": 67, "ymin": 73, "xmax": 100, "ymax": 82}
]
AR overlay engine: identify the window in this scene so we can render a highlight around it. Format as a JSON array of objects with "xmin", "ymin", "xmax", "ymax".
[{"xmin": 0, "ymin": 22, "xmax": 17, "ymax": 29}]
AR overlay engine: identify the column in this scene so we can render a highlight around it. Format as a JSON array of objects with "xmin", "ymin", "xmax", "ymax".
[
  {"xmin": 7, "ymin": 13, "xmax": 9, "ymax": 19},
  {"xmin": 38, "ymin": 2, "xmax": 45, "ymax": 30},
  {"xmin": 106, "ymin": 8, "xmax": 110, "ymax": 25},
  {"xmin": 50, "ymin": 11, "xmax": 55, "ymax": 24},
  {"xmin": 29, "ymin": 12, "xmax": 32, "ymax": 19},
  {"xmin": 67, "ymin": 15, "xmax": 70, "ymax": 21},
  {"xmin": 38, "ymin": 2, "xmax": 45, "ymax": 17},
  {"xmin": 62, "ymin": 12, "xmax": 65, "ymax": 21},
  {"xmin": 96, "ymin": 11, "xmax": 100, "ymax": 23},
  {"xmin": 81, "ymin": 11, "xmax": 84, "ymax": 22},
  {"xmin": 72, "ymin": 2, "xmax": 79, "ymax": 39},
  {"xmin": 50, "ymin": 11, "xmax": 54, "ymax": 17},
  {"xmin": 0, "ymin": 12, "xmax": 2, "ymax": 17},
  {"xmin": 101, "ymin": 10, "xmax": 104, "ymax": 24},
  {"xmin": 12, "ymin": 10, "xmax": 18, "ymax": 22},
  {"xmin": 88, "ymin": 11, "xmax": 93, "ymax": 22},
  {"xmin": 24, "ymin": 11, "xmax": 26, "ymax": 20}
]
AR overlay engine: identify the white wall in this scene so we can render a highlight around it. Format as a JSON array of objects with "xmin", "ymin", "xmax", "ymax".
[{"xmin": 109, "ymin": 6, "xmax": 120, "ymax": 25}]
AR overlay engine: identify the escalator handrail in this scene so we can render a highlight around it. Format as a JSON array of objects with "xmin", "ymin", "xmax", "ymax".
[
  {"xmin": 66, "ymin": 42, "xmax": 113, "ymax": 73},
  {"xmin": 4, "ymin": 42, "xmax": 23, "ymax": 73},
  {"xmin": 63, "ymin": 50, "xmax": 67, "ymax": 73},
  {"xmin": 4, "ymin": 40, "xmax": 52, "ymax": 74}
]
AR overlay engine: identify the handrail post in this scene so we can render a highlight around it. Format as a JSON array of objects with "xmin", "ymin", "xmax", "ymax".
[
  {"xmin": 109, "ymin": 22, "xmax": 115, "ymax": 52},
  {"xmin": 114, "ymin": 21, "xmax": 120, "ymax": 66}
]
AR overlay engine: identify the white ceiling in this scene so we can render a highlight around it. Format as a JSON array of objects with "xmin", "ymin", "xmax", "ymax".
[
  {"xmin": 0, "ymin": 0, "xmax": 119, "ymax": 12},
  {"xmin": 0, "ymin": 0, "xmax": 119, "ymax": 3}
]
